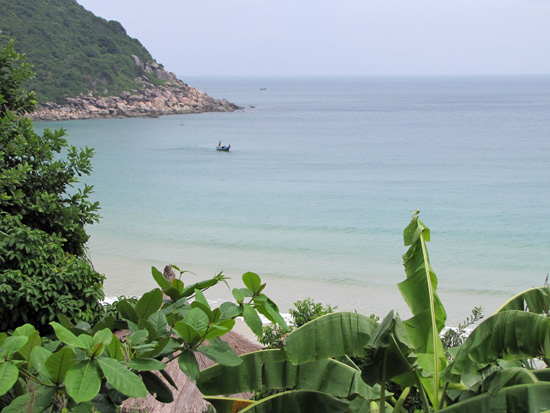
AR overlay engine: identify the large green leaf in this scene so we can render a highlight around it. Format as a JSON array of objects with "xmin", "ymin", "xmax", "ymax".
[
  {"xmin": 50, "ymin": 322, "xmax": 86, "ymax": 349},
  {"xmin": 0, "ymin": 336, "xmax": 29, "ymax": 359},
  {"xmin": 178, "ymin": 350, "xmax": 200, "ymax": 381},
  {"xmin": 196, "ymin": 337, "xmax": 242, "ymax": 367},
  {"xmin": 183, "ymin": 307, "xmax": 209, "ymax": 333},
  {"xmin": 242, "ymin": 304, "xmax": 263, "ymax": 336},
  {"xmin": 242, "ymin": 272, "xmax": 262, "ymax": 294},
  {"xmin": 66, "ymin": 360, "xmax": 101, "ymax": 403},
  {"xmin": 240, "ymin": 389, "xmax": 350, "ymax": 413},
  {"xmin": 135, "ymin": 289, "xmax": 163, "ymax": 320},
  {"xmin": 97, "ymin": 357, "xmax": 147, "ymax": 398},
  {"xmin": 197, "ymin": 348, "xmax": 374, "ymax": 399},
  {"xmin": 439, "ymin": 382, "xmax": 550, "ymax": 412},
  {"xmin": 122, "ymin": 358, "xmax": 166, "ymax": 371},
  {"xmin": 0, "ymin": 362, "xmax": 19, "ymax": 396},
  {"xmin": 449, "ymin": 311, "xmax": 550, "ymax": 376},
  {"xmin": 29, "ymin": 346, "xmax": 52, "ymax": 380},
  {"xmin": 45, "ymin": 347, "xmax": 77, "ymax": 385},
  {"xmin": 494, "ymin": 286, "xmax": 550, "ymax": 315},
  {"xmin": 151, "ymin": 266, "xmax": 171, "ymax": 290},
  {"xmin": 361, "ymin": 310, "xmax": 419, "ymax": 405},
  {"xmin": 283, "ymin": 312, "xmax": 378, "ymax": 364},
  {"xmin": 397, "ymin": 212, "xmax": 447, "ymax": 409},
  {"xmin": 140, "ymin": 371, "xmax": 174, "ymax": 403}
]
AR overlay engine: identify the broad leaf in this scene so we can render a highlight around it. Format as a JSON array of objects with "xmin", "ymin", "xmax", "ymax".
[
  {"xmin": 116, "ymin": 300, "xmax": 139, "ymax": 324},
  {"xmin": 283, "ymin": 312, "xmax": 378, "ymax": 364},
  {"xmin": 122, "ymin": 358, "xmax": 166, "ymax": 371},
  {"xmin": 242, "ymin": 304, "xmax": 263, "ymax": 337},
  {"xmin": 174, "ymin": 321, "xmax": 200, "ymax": 346},
  {"xmin": 29, "ymin": 346, "xmax": 53, "ymax": 380},
  {"xmin": 197, "ymin": 349, "xmax": 375, "ymax": 399},
  {"xmin": 152, "ymin": 266, "xmax": 171, "ymax": 290},
  {"xmin": 398, "ymin": 212, "xmax": 447, "ymax": 409},
  {"xmin": 204, "ymin": 319, "xmax": 235, "ymax": 341},
  {"xmin": 439, "ymin": 382, "xmax": 550, "ymax": 413},
  {"xmin": 449, "ymin": 311, "xmax": 550, "ymax": 376},
  {"xmin": 107, "ymin": 335, "xmax": 125, "ymax": 361},
  {"xmin": 97, "ymin": 357, "xmax": 147, "ymax": 398},
  {"xmin": 494, "ymin": 286, "xmax": 550, "ymax": 315},
  {"xmin": 178, "ymin": 350, "xmax": 200, "ymax": 381},
  {"xmin": 46, "ymin": 347, "xmax": 77, "ymax": 385},
  {"xmin": 0, "ymin": 362, "xmax": 19, "ymax": 396},
  {"xmin": 50, "ymin": 322, "xmax": 86, "ymax": 349},
  {"xmin": 183, "ymin": 307, "xmax": 209, "ymax": 332},
  {"xmin": 135, "ymin": 289, "xmax": 164, "ymax": 320},
  {"xmin": 193, "ymin": 288, "xmax": 210, "ymax": 310},
  {"xmin": 66, "ymin": 360, "xmax": 101, "ymax": 403},
  {"xmin": 242, "ymin": 272, "xmax": 262, "ymax": 294},
  {"xmin": 219, "ymin": 302, "xmax": 240, "ymax": 320},
  {"xmin": 0, "ymin": 336, "xmax": 29, "ymax": 358},
  {"xmin": 140, "ymin": 371, "xmax": 174, "ymax": 403},
  {"xmin": 196, "ymin": 338, "xmax": 242, "ymax": 367},
  {"xmin": 147, "ymin": 311, "xmax": 169, "ymax": 338}
]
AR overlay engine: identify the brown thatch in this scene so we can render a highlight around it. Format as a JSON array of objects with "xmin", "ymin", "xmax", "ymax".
[{"xmin": 121, "ymin": 331, "xmax": 261, "ymax": 413}]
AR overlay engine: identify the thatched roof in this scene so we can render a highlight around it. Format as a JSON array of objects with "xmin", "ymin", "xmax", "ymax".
[{"xmin": 121, "ymin": 331, "xmax": 261, "ymax": 413}]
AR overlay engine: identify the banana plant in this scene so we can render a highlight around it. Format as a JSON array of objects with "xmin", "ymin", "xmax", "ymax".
[{"xmin": 196, "ymin": 212, "xmax": 550, "ymax": 413}]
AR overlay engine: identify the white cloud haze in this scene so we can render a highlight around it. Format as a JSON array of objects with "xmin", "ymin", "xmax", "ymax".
[{"xmin": 76, "ymin": 0, "xmax": 550, "ymax": 76}]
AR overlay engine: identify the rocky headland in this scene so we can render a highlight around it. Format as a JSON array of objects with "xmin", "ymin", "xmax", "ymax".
[{"xmin": 32, "ymin": 55, "xmax": 243, "ymax": 121}]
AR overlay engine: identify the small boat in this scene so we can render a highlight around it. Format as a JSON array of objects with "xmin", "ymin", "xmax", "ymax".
[{"xmin": 216, "ymin": 142, "xmax": 231, "ymax": 152}]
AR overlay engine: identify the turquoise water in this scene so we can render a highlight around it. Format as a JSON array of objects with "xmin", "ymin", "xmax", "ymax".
[{"xmin": 37, "ymin": 76, "xmax": 550, "ymax": 324}]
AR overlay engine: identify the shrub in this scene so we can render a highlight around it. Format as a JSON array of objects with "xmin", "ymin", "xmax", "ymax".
[{"xmin": 0, "ymin": 40, "xmax": 104, "ymax": 332}]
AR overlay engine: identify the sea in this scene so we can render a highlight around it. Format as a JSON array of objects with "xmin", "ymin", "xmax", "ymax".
[{"xmin": 36, "ymin": 76, "xmax": 550, "ymax": 326}]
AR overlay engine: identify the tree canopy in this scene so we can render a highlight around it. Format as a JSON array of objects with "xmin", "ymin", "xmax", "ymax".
[
  {"xmin": 0, "ymin": 40, "xmax": 104, "ymax": 332},
  {"xmin": 0, "ymin": 0, "xmax": 163, "ymax": 103}
]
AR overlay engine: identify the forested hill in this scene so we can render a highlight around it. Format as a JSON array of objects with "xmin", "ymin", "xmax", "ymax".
[{"xmin": 0, "ymin": 0, "xmax": 166, "ymax": 103}]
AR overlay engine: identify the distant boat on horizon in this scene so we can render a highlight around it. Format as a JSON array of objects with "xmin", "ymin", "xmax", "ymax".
[{"xmin": 216, "ymin": 141, "xmax": 231, "ymax": 152}]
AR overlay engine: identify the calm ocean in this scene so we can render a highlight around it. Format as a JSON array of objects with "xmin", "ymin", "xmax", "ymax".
[{"xmin": 37, "ymin": 76, "xmax": 550, "ymax": 325}]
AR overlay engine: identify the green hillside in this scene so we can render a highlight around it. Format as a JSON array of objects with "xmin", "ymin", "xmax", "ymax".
[{"xmin": 0, "ymin": 0, "xmax": 165, "ymax": 103}]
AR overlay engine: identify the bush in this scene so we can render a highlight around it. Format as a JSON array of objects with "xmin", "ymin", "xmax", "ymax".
[{"xmin": 0, "ymin": 40, "xmax": 104, "ymax": 332}]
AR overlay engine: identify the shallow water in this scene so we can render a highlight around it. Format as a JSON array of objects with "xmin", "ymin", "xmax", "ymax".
[{"xmin": 37, "ymin": 75, "xmax": 550, "ymax": 325}]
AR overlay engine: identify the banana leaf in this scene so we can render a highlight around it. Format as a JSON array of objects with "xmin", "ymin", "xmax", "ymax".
[
  {"xmin": 196, "ymin": 349, "xmax": 375, "ymax": 400},
  {"xmin": 282, "ymin": 312, "xmax": 378, "ymax": 364},
  {"xmin": 494, "ymin": 286, "xmax": 550, "ymax": 315},
  {"xmin": 449, "ymin": 311, "xmax": 550, "ymax": 376},
  {"xmin": 204, "ymin": 396, "xmax": 254, "ymax": 412},
  {"xmin": 239, "ymin": 390, "xmax": 350, "ymax": 413},
  {"xmin": 397, "ymin": 212, "xmax": 447, "ymax": 409},
  {"xmin": 439, "ymin": 382, "xmax": 550, "ymax": 412}
]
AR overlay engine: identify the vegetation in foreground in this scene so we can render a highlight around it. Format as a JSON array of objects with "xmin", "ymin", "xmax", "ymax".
[{"xmin": 1, "ymin": 41, "xmax": 550, "ymax": 412}]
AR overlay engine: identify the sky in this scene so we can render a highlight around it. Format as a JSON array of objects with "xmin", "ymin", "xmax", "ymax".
[{"xmin": 76, "ymin": 0, "xmax": 550, "ymax": 77}]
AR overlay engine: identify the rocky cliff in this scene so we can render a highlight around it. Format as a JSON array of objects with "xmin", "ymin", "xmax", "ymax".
[{"xmin": 32, "ymin": 55, "xmax": 242, "ymax": 121}]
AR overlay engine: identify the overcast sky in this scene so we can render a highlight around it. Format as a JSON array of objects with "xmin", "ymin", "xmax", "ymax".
[{"xmin": 76, "ymin": 0, "xmax": 550, "ymax": 76}]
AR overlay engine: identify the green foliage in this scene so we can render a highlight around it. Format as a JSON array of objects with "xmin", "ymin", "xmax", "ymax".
[
  {"xmin": 259, "ymin": 298, "xmax": 336, "ymax": 349},
  {"xmin": 0, "ymin": 41, "xmax": 104, "ymax": 333},
  {"xmin": 0, "ymin": 0, "xmax": 165, "ymax": 103},
  {"xmin": 0, "ymin": 267, "xmax": 287, "ymax": 411},
  {"xmin": 195, "ymin": 212, "xmax": 550, "ymax": 413}
]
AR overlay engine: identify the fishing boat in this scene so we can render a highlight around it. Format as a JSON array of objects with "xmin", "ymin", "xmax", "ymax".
[{"xmin": 216, "ymin": 142, "xmax": 231, "ymax": 152}]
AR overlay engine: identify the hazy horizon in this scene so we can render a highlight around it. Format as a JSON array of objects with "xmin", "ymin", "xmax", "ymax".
[{"xmin": 76, "ymin": 0, "xmax": 550, "ymax": 77}]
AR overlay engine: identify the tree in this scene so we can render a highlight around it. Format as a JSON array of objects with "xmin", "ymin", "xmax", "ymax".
[{"xmin": 0, "ymin": 40, "xmax": 104, "ymax": 332}]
